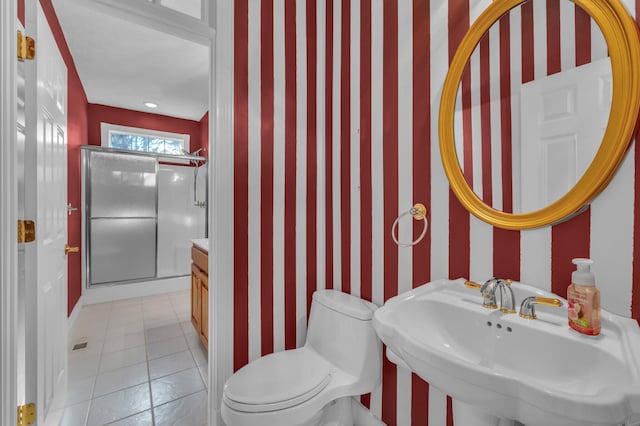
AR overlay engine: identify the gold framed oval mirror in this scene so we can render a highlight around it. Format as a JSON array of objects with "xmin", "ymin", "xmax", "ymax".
[{"xmin": 439, "ymin": 0, "xmax": 640, "ymax": 230}]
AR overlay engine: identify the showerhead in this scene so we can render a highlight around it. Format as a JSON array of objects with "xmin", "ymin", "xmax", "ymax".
[{"xmin": 182, "ymin": 148, "xmax": 205, "ymax": 166}]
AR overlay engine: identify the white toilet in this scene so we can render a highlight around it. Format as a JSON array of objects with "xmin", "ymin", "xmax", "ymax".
[{"xmin": 221, "ymin": 290, "xmax": 382, "ymax": 426}]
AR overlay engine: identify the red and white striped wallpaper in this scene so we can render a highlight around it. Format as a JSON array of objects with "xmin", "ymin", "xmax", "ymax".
[{"xmin": 231, "ymin": 0, "xmax": 640, "ymax": 425}]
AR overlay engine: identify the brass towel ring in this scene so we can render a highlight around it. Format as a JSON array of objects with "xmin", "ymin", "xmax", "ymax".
[{"xmin": 392, "ymin": 203, "xmax": 428, "ymax": 247}]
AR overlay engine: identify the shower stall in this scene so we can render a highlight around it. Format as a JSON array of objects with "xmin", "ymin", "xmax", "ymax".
[{"xmin": 81, "ymin": 146, "xmax": 207, "ymax": 291}]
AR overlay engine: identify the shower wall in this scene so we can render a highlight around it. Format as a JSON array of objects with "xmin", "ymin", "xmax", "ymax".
[{"xmin": 82, "ymin": 147, "xmax": 206, "ymax": 287}]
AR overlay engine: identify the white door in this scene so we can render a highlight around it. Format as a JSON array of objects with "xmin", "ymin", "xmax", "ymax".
[
  {"xmin": 520, "ymin": 57, "xmax": 611, "ymax": 212},
  {"xmin": 24, "ymin": 3, "xmax": 69, "ymax": 424}
]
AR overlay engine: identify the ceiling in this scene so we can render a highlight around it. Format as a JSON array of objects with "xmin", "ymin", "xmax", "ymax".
[{"xmin": 52, "ymin": 0, "xmax": 209, "ymax": 121}]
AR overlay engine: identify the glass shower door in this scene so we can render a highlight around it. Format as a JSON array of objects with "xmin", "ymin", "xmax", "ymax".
[
  {"xmin": 88, "ymin": 151, "xmax": 158, "ymax": 285},
  {"xmin": 156, "ymin": 163, "xmax": 207, "ymax": 278}
]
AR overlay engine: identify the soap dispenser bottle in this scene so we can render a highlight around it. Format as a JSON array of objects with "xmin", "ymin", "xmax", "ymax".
[{"xmin": 567, "ymin": 258, "xmax": 601, "ymax": 336}]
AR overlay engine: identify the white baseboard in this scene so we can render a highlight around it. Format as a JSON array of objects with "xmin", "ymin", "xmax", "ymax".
[
  {"xmin": 67, "ymin": 295, "xmax": 83, "ymax": 330},
  {"xmin": 352, "ymin": 397, "xmax": 386, "ymax": 426},
  {"xmin": 82, "ymin": 276, "xmax": 190, "ymax": 305}
]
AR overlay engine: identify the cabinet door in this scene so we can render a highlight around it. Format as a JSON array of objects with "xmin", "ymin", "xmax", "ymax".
[
  {"xmin": 200, "ymin": 275, "xmax": 208, "ymax": 348},
  {"xmin": 191, "ymin": 265, "xmax": 201, "ymax": 333}
]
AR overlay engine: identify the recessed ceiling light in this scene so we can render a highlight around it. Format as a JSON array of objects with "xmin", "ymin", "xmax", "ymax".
[{"xmin": 144, "ymin": 101, "xmax": 158, "ymax": 108}]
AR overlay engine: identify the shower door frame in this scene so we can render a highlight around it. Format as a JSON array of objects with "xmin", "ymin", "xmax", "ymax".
[{"xmin": 81, "ymin": 145, "xmax": 207, "ymax": 288}]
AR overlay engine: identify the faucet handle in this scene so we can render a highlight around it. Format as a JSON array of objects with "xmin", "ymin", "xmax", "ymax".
[
  {"xmin": 464, "ymin": 280, "xmax": 482, "ymax": 290},
  {"xmin": 519, "ymin": 296, "xmax": 563, "ymax": 320},
  {"xmin": 465, "ymin": 280, "xmax": 497, "ymax": 308}
]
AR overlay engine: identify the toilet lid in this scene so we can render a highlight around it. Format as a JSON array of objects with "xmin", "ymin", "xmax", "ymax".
[{"xmin": 223, "ymin": 347, "xmax": 333, "ymax": 412}]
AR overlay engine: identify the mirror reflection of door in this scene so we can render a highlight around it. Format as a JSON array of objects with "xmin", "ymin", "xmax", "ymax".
[
  {"xmin": 452, "ymin": 0, "xmax": 611, "ymax": 214},
  {"xmin": 520, "ymin": 57, "xmax": 611, "ymax": 212}
]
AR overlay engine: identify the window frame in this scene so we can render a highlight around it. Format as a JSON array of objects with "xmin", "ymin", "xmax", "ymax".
[{"xmin": 100, "ymin": 122, "xmax": 191, "ymax": 155}]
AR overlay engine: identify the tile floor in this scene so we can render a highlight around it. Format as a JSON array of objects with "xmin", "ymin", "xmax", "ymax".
[{"xmin": 52, "ymin": 290, "xmax": 208, "ymax": 426}]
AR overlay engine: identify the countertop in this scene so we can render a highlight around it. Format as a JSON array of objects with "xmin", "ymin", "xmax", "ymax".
[{"xmin": 191, "ymin": 238, "xmax": 209, "ymax": 253}]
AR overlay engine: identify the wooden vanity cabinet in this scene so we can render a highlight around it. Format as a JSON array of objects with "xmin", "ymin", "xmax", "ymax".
[{"xmin": 191, "ymin": 245, "xmax": 208, "ymax": 348}]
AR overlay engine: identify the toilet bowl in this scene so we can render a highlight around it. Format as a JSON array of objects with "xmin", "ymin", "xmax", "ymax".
[{"xmin": 221, "ymin": 290, "xmax": 382, "ymax": 426}]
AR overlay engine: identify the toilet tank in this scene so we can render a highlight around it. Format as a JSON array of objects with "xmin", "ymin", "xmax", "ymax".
[{"xmin": 305, "ymin": 290, "xmax": 382, "ymax": 391}]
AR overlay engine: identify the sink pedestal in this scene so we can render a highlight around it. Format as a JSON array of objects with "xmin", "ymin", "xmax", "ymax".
[{"xmin": 453, "ymin": 400, "xmax": 518, "ymax": 426}]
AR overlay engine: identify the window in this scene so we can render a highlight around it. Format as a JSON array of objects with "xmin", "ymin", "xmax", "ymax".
[{"xmin": 101, "ymin": 123, "xmax": 190, "ymax": 155}]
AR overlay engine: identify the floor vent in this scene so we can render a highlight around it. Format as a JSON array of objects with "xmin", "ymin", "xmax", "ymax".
[{"xmin": 72, "ymin": 342, "xmax": 88, "ymax": 351}]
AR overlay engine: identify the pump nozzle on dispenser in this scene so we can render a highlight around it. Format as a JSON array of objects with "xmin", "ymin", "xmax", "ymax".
[{"xmin": 571, "ymin": 258, "xmax": 595, "ymax": 286}]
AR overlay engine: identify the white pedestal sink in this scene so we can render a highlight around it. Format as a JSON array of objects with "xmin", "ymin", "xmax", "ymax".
[{"xmin": 373, "ymin": 279, "xmax": 640, "ymax": 426}]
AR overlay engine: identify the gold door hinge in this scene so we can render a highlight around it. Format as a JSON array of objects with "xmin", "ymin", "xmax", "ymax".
[
  {"xmin": 17, "ymin": 31, "xmax": 35, "ymax": 61},
  {"xmin": 17, "ymin": 220, "xmax": 35, "ymax": 243},
  {"xmin": 17, "ymin": 403, "xmax": 35, "ymax": 426}
]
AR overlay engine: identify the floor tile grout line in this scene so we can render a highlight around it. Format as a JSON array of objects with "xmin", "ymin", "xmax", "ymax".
[
  {"xmin": 149, "ymin": 363, "xmax": 196, "ymax": 382},
  {"xmin": 98, "ymin": 344, "xmax": 185, "ymax": 376},
  {"xmin": 183, "ymin": 327, "xmax": 206, "ymax": 389},
  {"xmin": 146, "ymin": 310, "xmax": 199, "ymax": 383},
  {"xmin": 186, "ymin": 344, "xmax": 207, "ymax": 388},
  {"xmin": 152, "ymin": 388, "xmax": 207, "ymax": 412},
  {"xmin": 89, "ymin": 301, "xmax": 110, "ymax": 410},
  {"xmin": 101, "ymin": 407, "xmax": 150, "ymax": 426},
  {"xmin": 83, "ymin": 398, "xmax": 90, "ymax": 426},
  {"xmin": 179, "ymin": 303, "xmax": 208, "ymax": 389},
  {"xmin": 92, "ymin": 300, "xmax": 115, "ymax": 399},
  {"xmin": 101, "ymin": 338, "xmax": 146, "ymax": 356},
  {"xmin": 152, "ymin": 382, "xmax": 206, "ymax": 411},
  {"xmin": 87, "ymin": 379, "xmax": 150, "ymax": 403},
  {"xmin": 74, "ymin": 301, "xmax": 111, "ymax": 425},
  {"xmin": 175, "ymin": 300, "xmax": 206, "ymax": 375},
  {"xmin": 92, "ymin": 362, "xmax": 150, "ymax": 399},
  {"xmin": 84, "ymin": 300, "xmax": 144, "ymax": 425},
  {"xmin": 143, "ymin": 316, "xmax": 157, "ymax": 426}
]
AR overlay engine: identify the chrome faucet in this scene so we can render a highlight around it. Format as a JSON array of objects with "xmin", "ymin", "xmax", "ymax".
[
  {"xmin": 466, "ymin": 277, "xmax": 516, "ymax": 313},
  {"xmin": 480, "ymin": 278, "xmax": 500, "ymax": 309},
  {"xmin": 496, "ymin": 279, "xmax": 517, "ymax": 314}
]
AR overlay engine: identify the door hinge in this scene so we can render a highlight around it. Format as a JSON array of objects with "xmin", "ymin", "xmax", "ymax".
[
  {"xmin": 17, "ymin": 403, "xmax": 35, "ymax": 426},
  {"xmin": 17, "ymin": 31, "xmax": 35, "ymax": 61},
  {"xmin": 17, "ymin": 220, "xmax": 35, "ymax": 243}
]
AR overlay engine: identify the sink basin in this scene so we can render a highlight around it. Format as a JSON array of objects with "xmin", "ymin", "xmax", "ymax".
[{"xmin": 373, "ymin": 279, "xmax": 640, "ymax": 426}]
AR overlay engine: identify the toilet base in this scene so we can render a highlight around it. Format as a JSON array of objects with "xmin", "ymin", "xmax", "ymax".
[
  {"xmin": 312, "ymin": 398, "xmax": 354, "ymax": 426},
  {"xmin": 290, "ymin": 398, "xmax": 356, "ymax": 426},
  {"xmin": 453, "ymin": 400, "xmax": 520, "ymax": 426}
]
